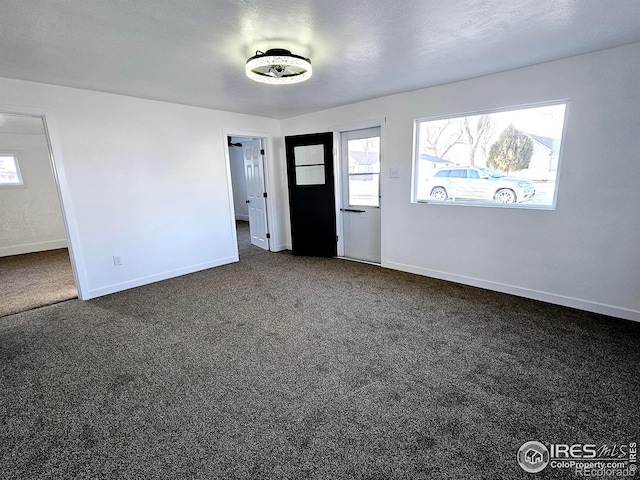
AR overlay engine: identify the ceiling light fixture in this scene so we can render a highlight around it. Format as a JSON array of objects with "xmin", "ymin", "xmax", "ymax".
[{"xmin": 245, "ymin": 49, "xmax": 312, "ymax": 85}]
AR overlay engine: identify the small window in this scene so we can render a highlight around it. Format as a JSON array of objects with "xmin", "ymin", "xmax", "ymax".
[
  {"xmin": 0, "ymin": 153, "xmax": 23, "ymax": 186},
  {"xmin": 294, "ymin": 145, "xmax": 325, "ymax": 185},
  {"xmin": 413, "ymin": 102, "xmax": 567, "ymax": 208},
  {"xmin": 347, "ymin": 136, "xmax": 380, "ymax": 207}
]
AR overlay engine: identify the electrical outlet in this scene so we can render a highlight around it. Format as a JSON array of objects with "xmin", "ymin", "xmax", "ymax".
[
  {"xmin": 390, "ymin": 166, "xmax": 400, "ymax": 178},
  {"xmin": 113, "ymin": 255, "xmax": 123, "ymax": 267}
]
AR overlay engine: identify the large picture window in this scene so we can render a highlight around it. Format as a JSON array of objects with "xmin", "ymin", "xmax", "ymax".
[
  {"xmin": 413, "ymin": 102, "xmax": 567, "ymax": 209},
  {"xmin": 0, "ymin": 153, "xmax": 23, "ymax": 186}
]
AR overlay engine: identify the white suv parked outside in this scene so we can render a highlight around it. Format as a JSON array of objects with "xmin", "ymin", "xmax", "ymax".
[{"xmin": 425, "ymin": 167, "xmax": 535, "ymax": 203}]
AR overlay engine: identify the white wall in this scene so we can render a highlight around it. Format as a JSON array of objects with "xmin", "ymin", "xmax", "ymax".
[
  {"xmin": 228, "ymin": 140, "xmax": 249, "ymax": 221},
  {"xmin": 0, "ymin": 78, "xmax": 280, "ymax": 299},
  {"xmin": 2, "ymin": 44, "xmax": 637, "ymax": 319},
  {"xmin": 0, "ymin": 129, "xmax": 67, "ymax": 256},
  {"xmin": 280, "ymin": 43, "xmax": 640, "ymax": 321}
]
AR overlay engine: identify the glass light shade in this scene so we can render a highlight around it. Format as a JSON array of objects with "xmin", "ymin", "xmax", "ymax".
[{"xmin": 246, "ymin": 49, "xmax": 312, "ymax": 85}]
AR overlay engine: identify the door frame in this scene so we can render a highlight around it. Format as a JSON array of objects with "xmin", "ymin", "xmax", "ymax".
[
  {"xmin": 223, "ymin": 130, "xmax": 280, "ymax": 253},
  {"xmin": 331, "ymin": 118, "xmax": 386, "ymax": 260},
  {"xmin": 0, "ymin": 103, "xmax": 87, "ymax": 299}
]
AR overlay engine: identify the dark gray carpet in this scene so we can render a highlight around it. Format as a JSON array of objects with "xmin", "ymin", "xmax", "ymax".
[
  {"xmin": 0, "ymin": 248, "xmax": 77, "ymax": 317},
  {"xmin": 1, "ymin": 222, "xmax": 638, "ymax": 479}
]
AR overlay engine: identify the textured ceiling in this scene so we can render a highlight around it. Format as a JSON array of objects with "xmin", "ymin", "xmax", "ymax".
[{"xmin": 1, "ymin": 0, "xmax": 640, "ymax": 119}]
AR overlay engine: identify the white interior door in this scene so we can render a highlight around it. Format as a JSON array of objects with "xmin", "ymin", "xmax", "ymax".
[
  {"xmin": 244, "ymin": 138, "xmax": 269, "ymax": 250},
  {"xmin": 340, "ymin": 127, "xmax": 381, "ymax": 263}
]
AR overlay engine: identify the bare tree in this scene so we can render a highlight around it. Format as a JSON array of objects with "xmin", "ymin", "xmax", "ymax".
[
  {"xmin": 463, "ymin": 115, "xmax": 494, "ymax": 166},
  {"xmin": 357, "ymin": 137, "xmax": 377, "ymax": 153},
  {"xmin": 421, "ymin": 116, "xmax": 495, "ymax": 165},
  {"xmin": 421, "ymin": 119, "xmax": 464, "ymax": 158}
]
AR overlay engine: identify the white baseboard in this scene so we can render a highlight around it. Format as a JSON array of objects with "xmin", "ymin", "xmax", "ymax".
[
  {"xmin": 235, "ymin": 214, "xmax": 249, "ymax": 222},
  {"xmin": 384, "ymin": 261, "xmax": 640, "ymax": 323},
  {"xmin": 84, "ymin": 255, "xmax": 239, "ymax": 300},
  {"xmin": 0, "ymin": 240, "xmax": 68, "ymax": 257}
]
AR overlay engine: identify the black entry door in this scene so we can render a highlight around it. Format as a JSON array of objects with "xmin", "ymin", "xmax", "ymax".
[{"xmin": 285, "ymin": 132, "xmax": 337, "ymax": 257}]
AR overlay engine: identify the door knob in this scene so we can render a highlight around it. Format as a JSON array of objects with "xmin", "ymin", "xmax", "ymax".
[{"xmin": 246, "ymin": 200, "xmax": 250, "ymax": 203}]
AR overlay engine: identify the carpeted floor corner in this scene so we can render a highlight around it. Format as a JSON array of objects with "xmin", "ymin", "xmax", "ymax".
[{"xmin": 1, "ymin": 223, "xmax": 638, "ymax": 479}]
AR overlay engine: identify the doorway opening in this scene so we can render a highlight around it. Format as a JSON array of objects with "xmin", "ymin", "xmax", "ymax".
[
  {"xmin": 0, "ymin": 112, "xmax": 78, "ymax": 316},
  {"xmin": 338, "ymin": 126, "xmax": 382, "ymax": 264},
  {"xmin": 227, "ymin": 135, "xmax": 271, "ymax": 257}
]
